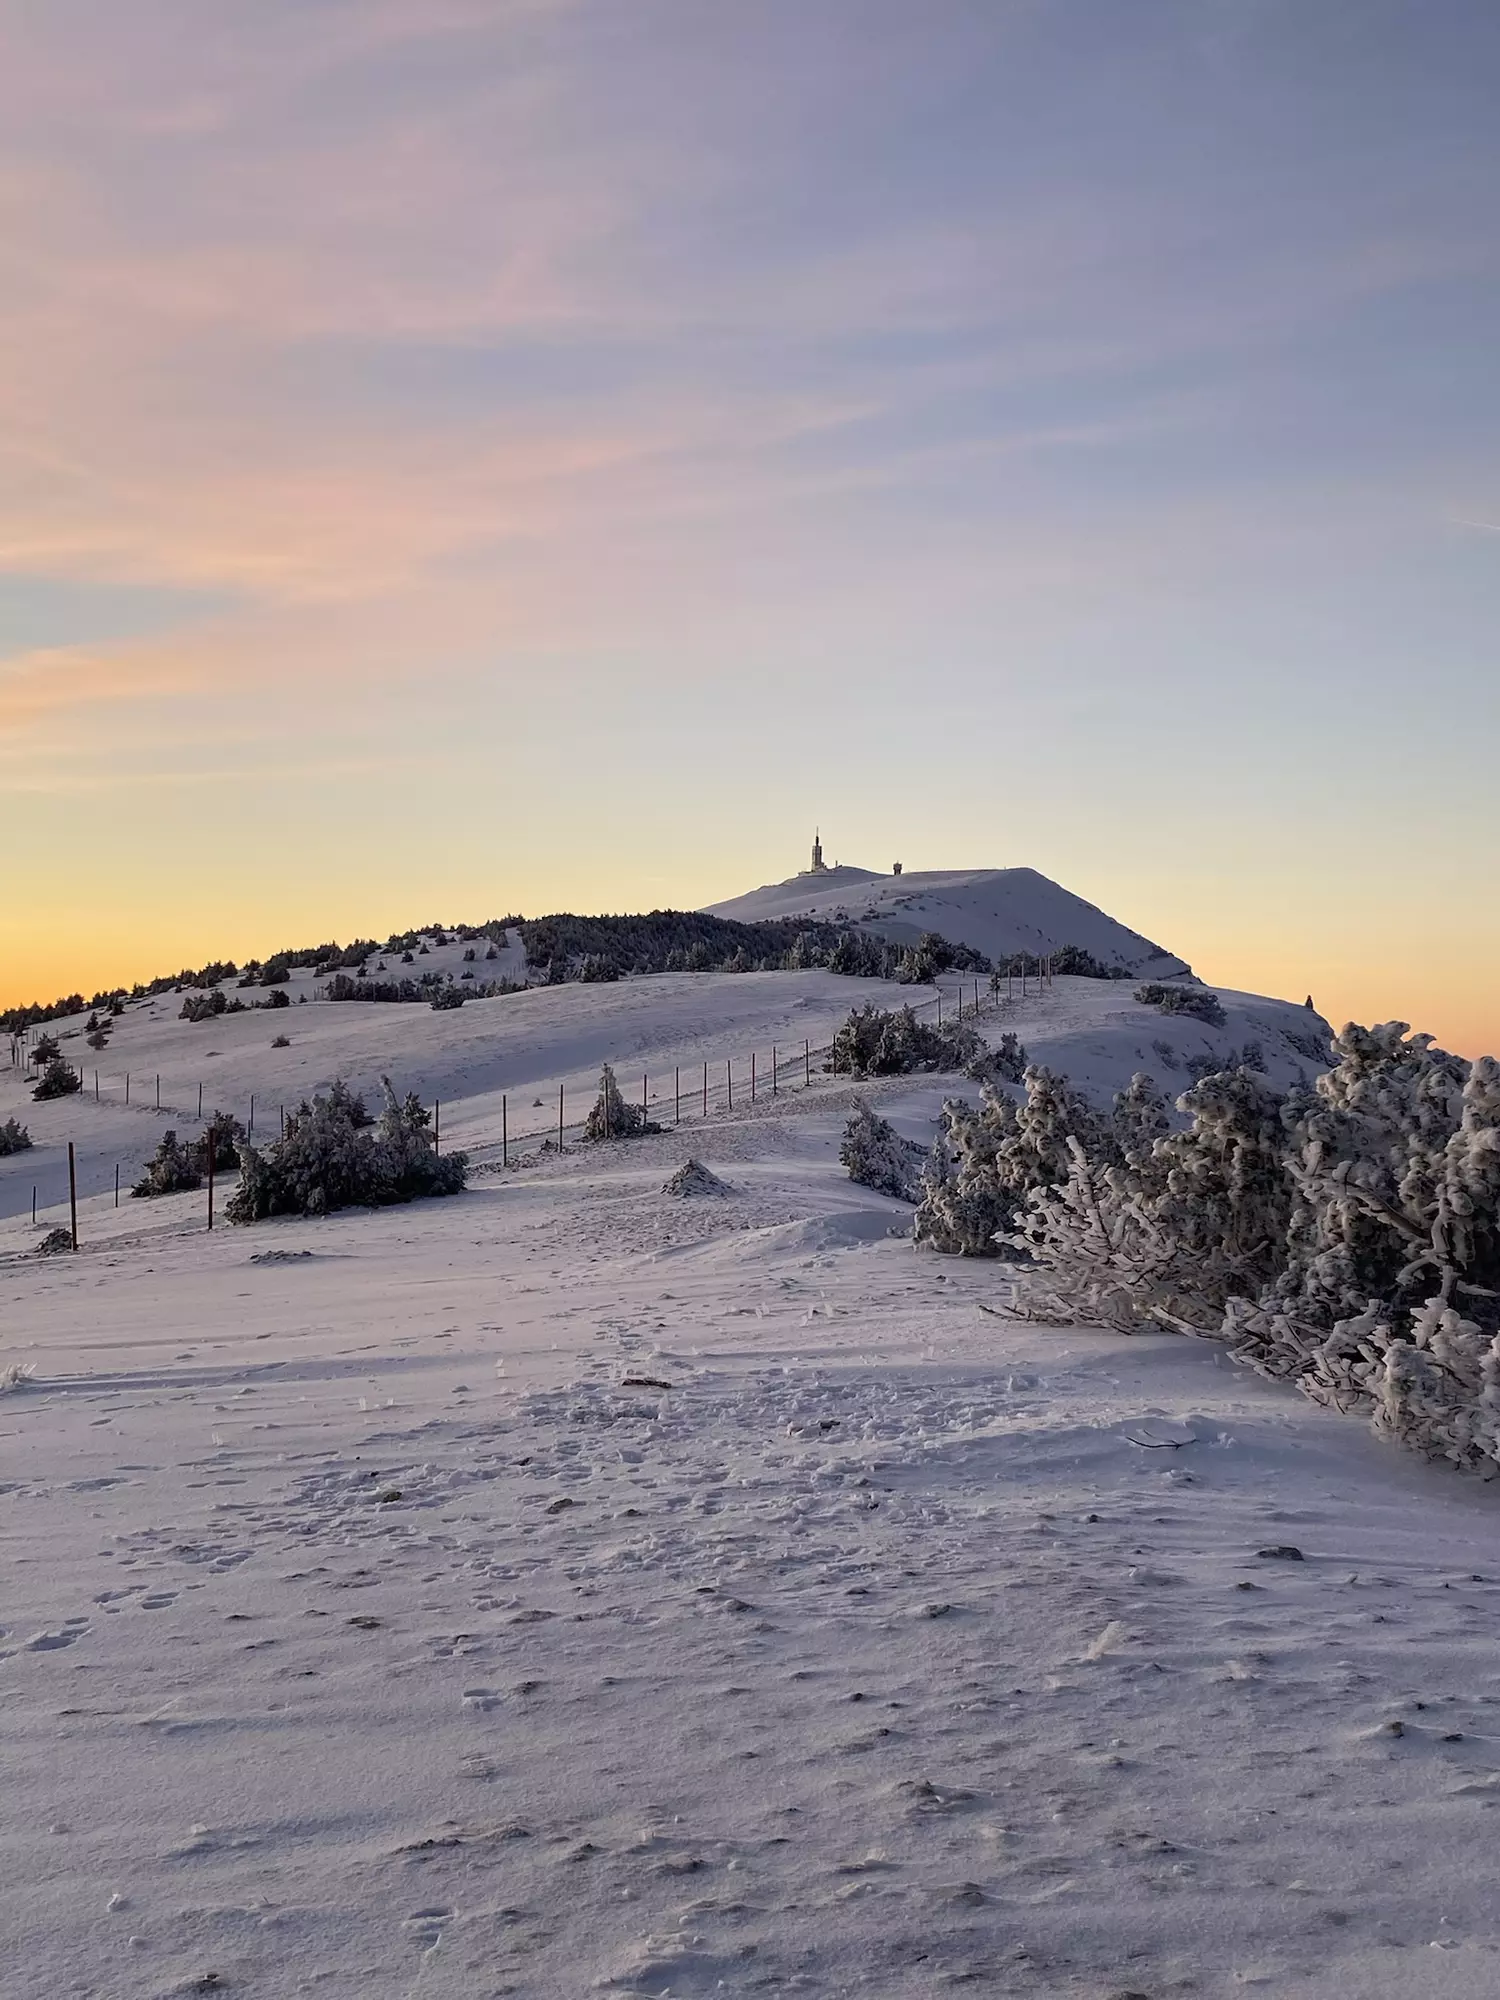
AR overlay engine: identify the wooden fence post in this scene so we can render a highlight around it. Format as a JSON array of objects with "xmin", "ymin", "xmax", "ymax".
[
  {"xmin": 726, "ymin": 1058, "xmax": 732, "ymax": 1111},
  {"xmin": 249, "ymin": 1093, "xmax": 255, "ymax": 1137},
  {"xmin": 68, "ymin": 1143, "xmax": 78, "ymax": 1250},
  {"xmin": 675, "ymin": 1067, "xmax": 680, "ymax": 1125},
  {"xmin": 643, "ymin": 1071, "xmax": 648, "ymax": 1122},
  {"xmin": 502, "ymin": 1093, "xmax": 508, "ymax": 1166},
  {"xmin": 207, "ymin": 1142, "xmax": 214, "ymax": 1231},
  {"xmin": 702, "ymin": 1061, "xmax": 708, "ymax": 1116},
  {"xmin": 772, "ymin": 1045, "xmax": 777, "ymax": 1097},
  {"xmin": 198, "ymin": 1082, "xmax": 203, "ymax": 1119},
  {"xmin": 155, "ymin": 1073, "xmax": 160, "ymax": 1110},
  {"xmin": 805, "ymin": 1039, "xmax": 810, "ymax": 1086},
  {"xmin": 125, "ymin": 1072, "xmax": 130, "ymax": 1105},
  {"xmin": 558, "ymin": 1083, "xmax": 564, "ymax": 1152},
  {"xmin": 115, "ymin": 1162, "xmax": 119, "ymax": 1208},
  {"xmin": 751, "ymin": 1051, "xmax": 756, "ymax": 1104}
]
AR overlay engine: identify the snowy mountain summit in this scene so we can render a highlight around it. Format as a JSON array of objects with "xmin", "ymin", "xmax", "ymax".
[{"xmin": 706, "ymin": 858, "xmax": 1188, "ymax": 978}]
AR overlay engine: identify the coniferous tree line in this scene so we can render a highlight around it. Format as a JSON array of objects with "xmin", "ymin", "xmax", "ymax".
[{"xmin": 4, "ymin": 901, "xmax": 1150, "ymax": 1037}]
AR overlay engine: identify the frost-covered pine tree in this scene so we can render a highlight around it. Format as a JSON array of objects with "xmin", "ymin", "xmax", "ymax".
[
  {"xmin": 132, "ymin": 1130, "xmax": 203, "ymax": 1198},
  {"xmin": 913, "ymin": 1066, "xmax": 1091, "ymax": 1256},
  {"xmin": 0, "ymin": 1117, "xmax": 31, "ymax": 1157},
  {"xmin": 1112, "ymin": 1071, "xmax": 1171, "ymax": 1160},
  {"xmin": 227, "ymin": 1075, "xmax": 465, "ymax": 1222},
  {"xmin": 1005, "ymin": 1021, "xmax": 1500, "ymax": 1473},
  {"xmin": 840, "ymin": 1102, "xmax": 925, "ymax": 1202},
  {"xmin": 1012, "ymin": 1063, "xmax": 1291, "ymax": 1332},
  {"xmin": 582, "ymin": 1063, "xmax": 661, "ymax": 1141}
]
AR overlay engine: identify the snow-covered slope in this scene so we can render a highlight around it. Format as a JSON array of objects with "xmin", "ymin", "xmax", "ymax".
[
  {"xmin": 1, "ymin": 972, "xmax": 1327, "ymax": 1230},
  {"xmin": 2, "ymin": 976, "xmax": 1496, "ymax": 1999},
  {"xmin": 705, "ymin": 863, "xmax": 1188, "ymax": 976}
]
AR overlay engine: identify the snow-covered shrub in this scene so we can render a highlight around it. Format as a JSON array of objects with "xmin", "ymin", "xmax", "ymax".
[
  {"xmin": 0, "ymin": 1116, "xmax": 32, "ymax": 1156},
  {"xmin": 226, "ymin": 1077, "xmax": 466, "ymax": 1222},
  {"xmin": 264, "ymin": 989, "xmax": 291, "ymax": 1011},
  {"xmin": 979, "ymin": 1031, "xmax": 1029, "ymax": 1086},
  {"xmin": 32, "ymin": 1058, "xmax": 82, "ymax": 1101},
  {"xmin": 324, "ymin": 1078, "xmax": 374, "ymax": 1128},
  {"xmin": 1012, "ymin": 1063, "xmax": 1293, "ymax": 1330},
  {"xmin": 1151, "ymin": 1038, "xmax": 1180, "ymax": 1072},
  {"xmin": 36, "ymin": 1227, "xmax": 73, "ymax": 1255},
  {"xmin": 199, "ymin": 1113, "xmax": 246, "ymax": 1173},
  {"xmin": 829, "ymin": 1003, "xmax": 988, "ymax": 1079},
  {"xmin": 1048, "ymin": 944, "xmax": 1130, "ymax": 980},
  {"xmin": 132, "ymin": 1131, "xmax": 202, "ymax": 1198},
  {"xmin": 662, "ymin": 1158, "xmax": 733, "ymax": 1197},
  {"xmin": 1112, "ymin": 1071, "xmax": 1171, "ymax": 1159},
  {"xmin": 31, "ymin": 1033, "xmax": 61, "ymax": 1065},
  {"xmin": 892, "ymin": 929, "xmax": 990, "ymax": 983},
  {"xmin": 914, "ymin": 1067, "xmax": 1100, "ymax": 1256},
  {"xmin": 1007, "ymin": 1021, "xmax": 1500, "ymax": 1473},
  {"xmin": 180, "ymin": 988, "xmax": 227, "ymax": 1022},
  {"xmin": 1135, "ymin": 982, "xmax": 1226, "ymax": 1028},
  {"xmin": 840, "ymin": 1103, "xmax": 926, "ymax": 1202},
  {"xmin": 271, "ymin": 1033, "xmax": 291, "ymax": 1048},
  {"xmin": 429, "ymin": 984, "xmax": 466, "ymax": 1010},
  {"xmin": 581, "ymin": 1064, "xmax": 662, "ymax": 1141}
]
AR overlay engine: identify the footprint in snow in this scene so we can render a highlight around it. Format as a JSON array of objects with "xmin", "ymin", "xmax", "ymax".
[{"xmin": 24, "ymin": 1620, "xmax": 90, "ymax": 1651}]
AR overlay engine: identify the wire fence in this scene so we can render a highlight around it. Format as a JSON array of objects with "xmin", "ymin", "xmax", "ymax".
[{"xmin": 4, "ymin": 962, "xmax": 1057, "ymax": 1242}]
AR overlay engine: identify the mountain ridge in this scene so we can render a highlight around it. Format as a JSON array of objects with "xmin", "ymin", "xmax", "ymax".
[{"xmin": 705, "ymin": 863, "xmax": 1188, "ymax": 979}]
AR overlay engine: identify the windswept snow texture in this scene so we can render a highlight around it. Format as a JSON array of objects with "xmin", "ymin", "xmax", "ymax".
[
  {"xmin": 706, "ymin": 863, "xmax": 1189, "ymax": 976},
  {"xmin": 7, "ymin": 970, "xmax": 1493, "ymax": 1999}
]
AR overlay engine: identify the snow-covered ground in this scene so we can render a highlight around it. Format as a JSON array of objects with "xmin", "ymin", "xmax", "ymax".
[
  {"xmin": 1, "ymin": 965, "xmax": 1324, "ymax": 1231},
  {"xmin": 4, "ymin": 971, "xmax": 1497, "ymax": 1998},
  {"xmin": 705, "ymin": 863, "xmax": 1190, "ymax": 977}
]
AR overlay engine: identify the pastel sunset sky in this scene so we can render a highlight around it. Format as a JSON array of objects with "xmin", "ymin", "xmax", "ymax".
[{"xmin": 3, "ymin": 1, "xmax": 1498, "ymax": 1050}]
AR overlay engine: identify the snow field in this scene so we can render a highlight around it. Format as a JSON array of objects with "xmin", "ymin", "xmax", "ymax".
[
  {"xmin": 4, "ymin": 970, "xmax": 1495, "ymax": 1997},
  {"xmin": 1, "ymin": 968, "xmax": 1323, "ymax": 1234}
]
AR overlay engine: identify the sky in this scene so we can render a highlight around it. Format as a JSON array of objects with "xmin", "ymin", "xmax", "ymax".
[{"xmin": 2, "ymin": 0, "xmax": 1498, "ymax": 1052}]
